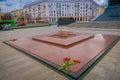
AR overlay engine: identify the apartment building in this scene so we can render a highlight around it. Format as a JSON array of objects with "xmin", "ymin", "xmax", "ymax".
[
  {"xmin": 11, "ymin": 9, "xmax": 24, "ymax": 22},
  {"xmin": 23, "ymin": 0, "xmax": 99, "ymax": 23},
  {"xmin": 0, "ymin": 8, "xmax": 3, "ymax": 20}
]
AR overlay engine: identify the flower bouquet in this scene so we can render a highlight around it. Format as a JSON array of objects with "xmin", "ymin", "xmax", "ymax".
[{"xmin": 59, "ymin": 57, "xmax": 81, "ymax": 72}]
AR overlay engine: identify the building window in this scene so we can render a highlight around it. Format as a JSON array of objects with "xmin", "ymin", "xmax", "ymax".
[
  {"xmin": 56, "ymin": 3, "xmax": 61, "ymax": 8},
  {"xmin": 75, "ymin": 3, "xmax": 79, "ymax": 8},
  {"xmin": 33, "ymin": 8, "xmax": 35, "ymax": 11},
  {"xmin": 48, "ymin": 3, "xmax": 53, "ymax": 8},
  {"xmin": 86, "ymin": 4, "xmax": 88, "ymax": 8},
  {"xmin": 29, "ymin": 8, "xmax": 31, "ymax": 12}
]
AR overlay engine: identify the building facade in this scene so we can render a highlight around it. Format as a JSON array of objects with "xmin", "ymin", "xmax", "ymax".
[
  {"xmin": 98, "ymin": 7, "xmax": 105, "ymax": 15},
  {"xmin": 0, "ymin": 8, "xmax": 3, "ymax": 20},
  {"xmin": 11, "ymin": 9, "xmax": 24, "ymax": 22},
  {"xmin": 23, "ymin": 0, "xmax": 99, "ymax": 23}
]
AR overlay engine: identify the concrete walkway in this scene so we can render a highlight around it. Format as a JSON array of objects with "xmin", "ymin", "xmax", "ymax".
[{"xmin": 0, "ymin": 25, "xmax": 120, "ymax": 80}]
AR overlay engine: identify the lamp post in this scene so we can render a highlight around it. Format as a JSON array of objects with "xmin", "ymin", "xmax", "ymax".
[
  {"xmin": 33, "ymin": 8, "xmax": 36, "ymax": 24},
  {"xmin": 34, "ymin": 13, "xmax": 36, "ymax": 24},
  {"xmin": 43, "ymin": 5, "xmax": 47, "ymax": 23}
]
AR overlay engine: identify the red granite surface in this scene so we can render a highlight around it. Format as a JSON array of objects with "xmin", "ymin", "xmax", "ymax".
[
  {"xmin": 8, "ymin": 32, "xmax": 119, "ymax": 73},
  {"xmin": 32, "ymin": 32, "xmax": 94, "ymax": 46}
]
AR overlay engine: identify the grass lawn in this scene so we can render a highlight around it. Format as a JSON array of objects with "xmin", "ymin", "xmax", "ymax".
[
  {"xmin": 0, "ymin": 24, "xmax": 50, "ymax": 31},
  {"xmin": 9, "ymin": 24, "xmax": 50, "ymax": 30}
]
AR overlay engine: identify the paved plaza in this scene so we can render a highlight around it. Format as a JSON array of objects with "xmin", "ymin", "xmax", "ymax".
[{"xmin": 0, "ymin": 24, "xmax": 120, "ymax": 80}]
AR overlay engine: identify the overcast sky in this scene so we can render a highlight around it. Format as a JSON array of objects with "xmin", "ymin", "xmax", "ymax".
[{"xmin": 0, "ymin": 0, "xmax": 108, "ymax": 13}]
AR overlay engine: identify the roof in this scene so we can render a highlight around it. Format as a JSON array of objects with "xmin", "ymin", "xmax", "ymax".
[{"xmin": 23, "ymin": 0, "xmax": 99, "ymax": 9}]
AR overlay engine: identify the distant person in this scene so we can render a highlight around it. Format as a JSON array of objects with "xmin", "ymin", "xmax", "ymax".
[
  {"xmin": 2, "ymin": 24, "xmax": 5, "ymax": 30},
  {"xmin": 2, "ymin": 23, "xmax": 10, "ymax": 30},
  {"xmin": 0, "ymin": 24, "xmax": 2, "ymax": 30},
  {"xmin": 8, "ymin": 23, "xmax": 11, "ymax": 28}
]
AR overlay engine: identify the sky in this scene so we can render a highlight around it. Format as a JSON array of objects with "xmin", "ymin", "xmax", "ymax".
[{"xmin": 0, "ymin": 0, "xmax": 108, "ymax": 13}]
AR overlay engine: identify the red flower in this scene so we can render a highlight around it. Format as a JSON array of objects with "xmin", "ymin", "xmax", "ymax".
[
  {"xmin": 63, "ymin": 57, "xmax": 70, "ymax": 62},
  {"xmin": 73, "ymin": 60, "xmax": 81, "ymax": 63}
]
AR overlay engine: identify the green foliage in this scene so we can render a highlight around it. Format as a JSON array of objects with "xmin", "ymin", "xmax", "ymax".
[
  {"xmin": 8, "ymin": 24, "xmax": 49, "ymax": 30},
  {"xmin": 59, "ymin": 60, "xmax": 80, "ymax": 72}
]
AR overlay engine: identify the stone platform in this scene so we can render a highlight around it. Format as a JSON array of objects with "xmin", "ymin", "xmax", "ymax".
[
  {"xmin": 32, "ymin": 32, "xmax": 94, "ymax": 47},
  {"xmin": 5, "ymin": 31, "xmax": 119, "ymax": 79}
]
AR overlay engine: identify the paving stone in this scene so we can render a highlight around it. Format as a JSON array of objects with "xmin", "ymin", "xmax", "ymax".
[
  {"xmin": 110, "ymin": 71, "xmax": 120, "ymax": 80},
  {"xmin": 83, "ymin": 41, "xmax": 120, "ymax": 80},
  {"xmin": 0, "ymin": 70, "xmax": 9, "ymax": 80},
  {"xmin": 0, "ymin": 24, "xmax": 120, "ymax": 80},
  {"xmin": 83, "ymin": 65, "xmax": 113, "ymax": 80}
]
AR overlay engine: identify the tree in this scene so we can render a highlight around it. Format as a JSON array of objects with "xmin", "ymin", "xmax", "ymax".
[
  {"xmin": 19, "ymin": 11, "xmax": 24, "ymax": 22},
  {"xmin": 24, "ymin": 11, "xmax": 32, "ymax": 23},
  {"xmin": 3, "ymin": 13, "xmax": 12, "ymax": 20}
]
